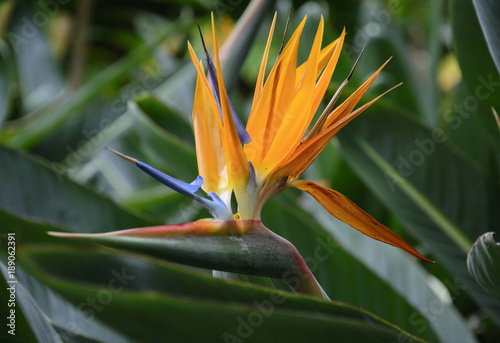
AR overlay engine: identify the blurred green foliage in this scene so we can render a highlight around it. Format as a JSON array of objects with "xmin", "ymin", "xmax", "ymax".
[{"xmin": 0, "ymin": 0, "xmax": 499, "ymax": 342}]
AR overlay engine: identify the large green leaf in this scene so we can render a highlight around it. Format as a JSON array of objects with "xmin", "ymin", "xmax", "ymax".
[
  {"xmin": 304, "ymin": 200, "xmax": 477, "ymax": 343},
  {"xmin": 449, "ymin": 0, "xmax": 500, "ymax": 174},
  {"xmin": 13, "ymin": 264, "xmax": 131, "ymax": 343},
  {"xmin": 0, "ymin": 146, "xmax": 155, "ymax": 233},
  {"xmin": 0, "ymin": 261, "xmax": 63, "ymax": 343},
  {"xmin": 17, "ymin": 245, "xmax": 426, "ymax": 343},
  {"xmin": 2, "ymin": 188, "xmax": 423, "ymax": 341},
  {"xmin": 0, "ymin": 40, "xmax": 14, "ymax": 129},
  {"xmin": 467, "ymin": 232, "xmax": 500, "ymax": 299},
  {"xmin": 451, "ymin": 0, "xmax": 500, "ymax": 124},
  {"xmin": 263, "ymin": 196, "xmax": 474, "ymax": 343},
  {"xmin": 337, "ymin": 110, "xmax": 500, "ymax": 326},
  {"xmin": 472, "ymin": 0, "xmax": 500, "ymax": 74},
  {"xmin": 0, "ymin": 243, "xmax": 132, "ymax": 343}
]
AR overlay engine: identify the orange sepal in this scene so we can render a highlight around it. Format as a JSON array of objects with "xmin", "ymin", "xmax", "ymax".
[
  {"xmin": 252, "ymin": 13, "xmax": 277, "ymax": 105},
  {"xmin": 258, "ymin": 17, "xmax": 325, "ymax": 176},
  {"xmin": 322, "ymin": 58, "xmax": 391, "ymax": 131},
  {"xmin": 267, "ymin": 82, "xmax": 400, "ymax": 187},
  {"xmin": 245, "ymin": 16, "xmax": 307, "ymax": 170},
  {"xmin": 290, "ymin": 180, "xmax": 433, "ymax": 263},
  {"xmin": 211, "ymin": 14, "xmax": 249, "ymax": 190},
  {"xmin": 192, "ymin": 65, "xmax": 225, "ymax": 193}
]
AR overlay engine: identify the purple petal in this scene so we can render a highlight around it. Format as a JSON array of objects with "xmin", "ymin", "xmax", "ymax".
[
  {"xmin": 206, "ymin": 56, "xmax": 252, "ymax": 144},
  {"xmin": 136, "ymin": 161, "xmax": 203, "ymax": 196}
]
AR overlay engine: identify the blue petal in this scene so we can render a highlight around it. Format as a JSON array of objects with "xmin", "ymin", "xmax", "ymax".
[
  {"xmin": 135, "ymin": 161, "xmax": 231, "ymax": 219},
  {"xmin": 136, "ymin": 161, "xmax": 202, "ymax": 197},
  {"xmin": 190, "ymin": 175, "xmax": 204, "ymax": 188},
  {"xmin": 247, "ymin": 161, "xmax": 257, "ymax": 191},
  {"xmin": 229, "ymin": 99, "xmax": 252, "ymax": 144},
  {"xmin": 206, "ymin": 69, "xmax": 223, "ymax": 123},
  {"xmin": 205, "ymin": 56, "xmax": 252, "ymax": 145}
]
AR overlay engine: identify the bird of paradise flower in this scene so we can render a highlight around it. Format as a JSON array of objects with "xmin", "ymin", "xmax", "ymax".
[{"xmin": 51, "ymin": 13, "xmax": 432, "ymax": 299}]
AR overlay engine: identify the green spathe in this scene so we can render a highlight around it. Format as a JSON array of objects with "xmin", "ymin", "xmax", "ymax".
[{"xmin": 49, "ymin": 220, "xmax": 326, "ymax": 299}]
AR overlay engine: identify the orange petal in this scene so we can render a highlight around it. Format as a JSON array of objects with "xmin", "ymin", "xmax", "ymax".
[
  {"xmin": 322, "ymin": 58, "xmax": 391, "ymax": 131},
  {"xmin": 294, "ymin": 33, "xmax": 342, "ymax": 88},
  {"xmin": 270, "ymin": 83, "xmax": 400, "ymax": 185},
  {"xmin": 290, "ymin": 180, "xmax": 433, "ymax": 262},
  {"xmin": 245, "ymin": 16, "xmax": 307, "ymax": 170},
  {"xmin": 252, "ymin": 13, "xmax": 277, "ymax": 104},
  {"xmin": 187, "ymin": 42, "xmax": 223, "ymax": 130},
  {"xmin": 259, "ymin": 17, "xmax": 325, "ymax": 175},
  {"xmin": 310, "ymin": 29, "xmax": 345, "ymax": 112},
  {"xmin": 211, "ymin": 14, "xmax": 249, "ymax": 190},
  {"xmin": 192, "ymin": 65, "xmax": 226, "ymax": 193}
]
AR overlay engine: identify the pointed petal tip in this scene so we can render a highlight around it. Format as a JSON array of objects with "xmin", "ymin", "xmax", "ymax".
[
  {"xmin": 47, "ymin": 231, "xmax": 63, "ymax": 237},
  {"xmin": 105, "ymin": 147, "xmax": 138, "ymax": 164},
  {"xmin": 291, "ymin": 180, "xmax": 434, "ymax": 263},
  {"xmin": 47, "ymin": 231, "xmax": 92, "ymax": 239}
]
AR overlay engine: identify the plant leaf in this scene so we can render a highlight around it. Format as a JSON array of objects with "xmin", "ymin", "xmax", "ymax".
[
  {"xmin": 17, "ymin": 245, "xmax": 426, "ymax": 343},
  {"xmin": 262, "ymin": 196, "xmax": 475, "ymax": 342},
  {"xmin": 14, "ymin": 264, "xmax": 131, "ymax": 343},
  {"xmin": 472, "ymin": 0, "xmax": 500, "ymax": 75},
  {"xmin": 337, "ymin": 110, "xmax": 500, "ymax": 326},
  {"xmin": 0, "ymin": 261, "xmax": 63, "ymax": 343},
  {"xmin": 0, "ymin": 145, "xmax": 155, "ymax": 233},
  {"xmin": 467, "ymin": 232, "xmax": 500, "ymax": 299},
  {"xmin": 0, "ymin": 40, "xmax": 14, "ymax": 129},
  {"xmin": 451, "ymin": 0, "xmax": 500, "ymax": 123},
  {"xmin": 304, "ymin": 200, "xmax": 478, "ymax": 343}
]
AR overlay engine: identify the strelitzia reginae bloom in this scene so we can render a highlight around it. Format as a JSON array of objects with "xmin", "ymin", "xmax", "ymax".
[{"xmin": 51, "ymin": 14, "xmax": 431, "ymax": 299}]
